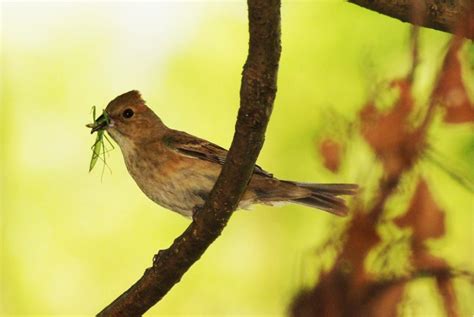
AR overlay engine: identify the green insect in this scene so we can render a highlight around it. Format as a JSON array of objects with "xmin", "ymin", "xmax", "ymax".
[{"xmin": 87, "ymin": 106, "xmax": 115, "ymax": 174}]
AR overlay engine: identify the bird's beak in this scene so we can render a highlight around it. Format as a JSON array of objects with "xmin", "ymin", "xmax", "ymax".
[{"xmin": 86, "ymin": 113, "xmax": 110, "ymax": 134}]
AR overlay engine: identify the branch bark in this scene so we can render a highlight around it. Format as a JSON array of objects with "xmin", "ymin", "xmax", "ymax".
[
  {"xmin": 348, "ymin": 0, "xmax": 474, "ymax": 40},
  {"xmin": 97, "ymin": 0, "xmax": 281, "ymax": 316}
]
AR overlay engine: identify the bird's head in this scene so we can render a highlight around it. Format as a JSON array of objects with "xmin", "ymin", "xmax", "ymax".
[{"xmin": 87, "ymin": 90, "xmax": 165, "ymax": 147}]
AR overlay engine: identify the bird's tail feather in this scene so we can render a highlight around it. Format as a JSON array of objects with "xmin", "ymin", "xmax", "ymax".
[{"xmin": 285, "ymin": 182, "xmax": 358, "ymax": 216}]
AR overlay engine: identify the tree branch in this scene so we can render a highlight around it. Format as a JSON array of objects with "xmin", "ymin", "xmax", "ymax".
[
  {"xmin": 348, "ymin": 0, "xmax": 474, "ymax": 40},
  {"xmin": 97, "ymin": 0, "xmax": 281, "ymax": 316}
]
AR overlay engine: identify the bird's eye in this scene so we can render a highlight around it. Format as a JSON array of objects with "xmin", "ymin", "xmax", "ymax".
[{"xmin": 122, "ymin": 108, "xmax": 134, "ymax": 119}]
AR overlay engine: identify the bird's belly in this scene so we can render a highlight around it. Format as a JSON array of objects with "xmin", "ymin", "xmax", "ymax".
[
  {"xmin": 147, "ymin": 172, "xmax": 216, "ymax": 217},
  {"xmin": 126, "ymin": 156, "xmax": 219, "ymax": 217}
]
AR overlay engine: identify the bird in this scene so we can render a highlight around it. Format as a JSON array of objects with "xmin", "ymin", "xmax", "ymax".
[{"xmin": 88, "ymin": 90, "xmax": 357, "ymax": 218}]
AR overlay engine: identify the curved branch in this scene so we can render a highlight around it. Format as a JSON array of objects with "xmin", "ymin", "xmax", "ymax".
[
  {"xmin": 97, "ymin": 0, "xmax": 281, "ymax": 316},
  {"xmin": 348, "ymin": 0, "xmax": 474, "ymax": 40}
]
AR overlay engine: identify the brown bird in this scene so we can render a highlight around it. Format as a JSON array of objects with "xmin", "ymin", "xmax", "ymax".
[{"xmin": 88, "ymin": 90, "xmax": 357, "ymax": 217}]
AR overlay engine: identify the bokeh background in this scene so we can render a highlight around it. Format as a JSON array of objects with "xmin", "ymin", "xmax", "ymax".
[{"xmin": 1, "ymin": 1, "xmax": 472, "ymax": 316}]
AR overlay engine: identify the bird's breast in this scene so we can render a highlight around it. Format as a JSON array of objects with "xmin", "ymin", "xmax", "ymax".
[{"xmin": 122, "ymin": 148, "xmax": 219, "ymax": 217}]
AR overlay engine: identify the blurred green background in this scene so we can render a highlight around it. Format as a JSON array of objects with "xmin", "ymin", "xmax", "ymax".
[{"xmin": 1, "ymin": 1, "xmax": 472, "ymax": 316}]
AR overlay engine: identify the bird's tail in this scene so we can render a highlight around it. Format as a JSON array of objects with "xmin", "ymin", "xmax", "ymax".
[{"xmin": 283, "ymin": 181, "xmax": 358, "ymax": 216}]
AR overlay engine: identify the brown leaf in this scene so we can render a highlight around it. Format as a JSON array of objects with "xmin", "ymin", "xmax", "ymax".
[
  {"xmin": 395, "ymin": 177, "xmax": 448, "ymax": 290},
  {"xmin": 433, "ymin": 37, "xmax": 474, "ymax": 124},
  {"xmin": 436, "ymin": 273, "xmax": 459, "ymax": 317},
  {"xmin": 416, "ymin": 251, "xmax": 447, "ymax": 268},
  {"xmin": 394, "ymin": 180, "xmax": 458, "ymax": 315},
  {"xmin": 319, "ymin": 138, "xmax": 342, "ymax": 172},
  {"xmin": 339, "ymin": 211, "xmax": 381, "ymax": 292},
  {"xmin": 363, "ymin": 281, "xmax": 407, "ymax": 317},
  {"xmin": 360, "ymin": 80, "xmax": 423, "ymax": 176},
  {"xmin": 394, "ymin": 178, "xmax": 445, "ymax": 244}
]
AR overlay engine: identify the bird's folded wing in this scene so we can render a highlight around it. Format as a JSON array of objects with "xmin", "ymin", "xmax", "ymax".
[{"xmin": 163, "ymin": 130, "xmax": 273, "ymax": 178}]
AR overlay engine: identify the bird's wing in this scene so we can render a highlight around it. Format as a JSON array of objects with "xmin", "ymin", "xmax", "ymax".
[{"xmin": 163, "ymin": 130, "xmax": 273, "ymax": 178}]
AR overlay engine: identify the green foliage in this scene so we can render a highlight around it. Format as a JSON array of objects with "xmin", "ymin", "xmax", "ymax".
[{"xmin": 87, "ymin": 106, "xmax": 114, "ymax": 174}]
